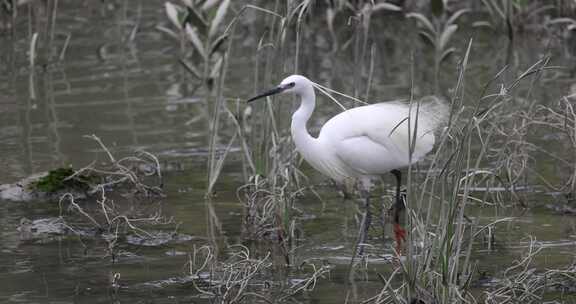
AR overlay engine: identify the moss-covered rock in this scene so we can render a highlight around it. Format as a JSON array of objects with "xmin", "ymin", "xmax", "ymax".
[
  {"xmin": 0, "ymin": 167, "xmax": 94, "ymax": 202},
  {"xmin": 30, "ymin": 167, "xmax": 89, "ymax": 193}
]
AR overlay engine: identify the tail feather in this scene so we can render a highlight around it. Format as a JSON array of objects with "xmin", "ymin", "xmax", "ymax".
[{"xmin": 416, "ymin": 96, "xmax": 449, "ymax": 133}]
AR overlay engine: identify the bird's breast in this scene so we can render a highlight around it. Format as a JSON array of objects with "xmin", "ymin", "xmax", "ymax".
[{"xmin": 297, "ymin": 137, "xmax": 356, "ymax": 183}]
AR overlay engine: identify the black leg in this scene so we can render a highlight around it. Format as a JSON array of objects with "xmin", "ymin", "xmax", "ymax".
[
  {"xmin": 390, "ymin": 169, "xmax": 406, "ymax": 253},
  {"xmin": 391, "ymin": 169, "xmax": 403, "ymax": 223}
]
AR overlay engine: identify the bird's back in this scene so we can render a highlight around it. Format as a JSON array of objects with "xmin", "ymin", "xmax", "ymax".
[{"xmin": 318, "ymin": 97, "xmax": 448, "ymax": 177}]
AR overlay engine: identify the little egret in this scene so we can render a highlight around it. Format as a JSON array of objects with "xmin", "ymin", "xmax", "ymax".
[{"xmin": 247, "ymin": 75, "xmax": 447, "ymax": 253}]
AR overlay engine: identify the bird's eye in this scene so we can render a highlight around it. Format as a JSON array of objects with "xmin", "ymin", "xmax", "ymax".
[{"xmin": 286, "ymin": 82, "xmax": 295, "ymax": 88}]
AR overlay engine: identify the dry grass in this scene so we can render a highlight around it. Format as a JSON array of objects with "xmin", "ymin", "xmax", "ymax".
[{"xmin": 186, "ymin": 244, "xmax": 331, "ymax": 303}]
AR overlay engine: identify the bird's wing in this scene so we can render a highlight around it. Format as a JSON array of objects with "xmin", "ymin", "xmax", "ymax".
[
  {"xmin": 320, "ymin": 101, "xmax": 441, "ymax": 175},
  {"xmin": 335, "ymin": 135, "xmax": 406, "ymax": 174}
]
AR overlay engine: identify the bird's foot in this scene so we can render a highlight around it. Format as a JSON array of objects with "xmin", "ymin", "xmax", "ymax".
[{"xmin": 393, "ymin": 223, "xmax": 407, "ymax": 255}]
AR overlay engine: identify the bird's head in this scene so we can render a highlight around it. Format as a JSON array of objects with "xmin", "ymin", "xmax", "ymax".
[{"xmin": 247, "ymin": 75, "xmax": 312, "ymax": 102}]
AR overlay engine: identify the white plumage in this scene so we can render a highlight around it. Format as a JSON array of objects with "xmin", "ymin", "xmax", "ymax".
[
  {"xmin": 248, "ymin": 74, "xmax": 448, "ymax": 252},
  {"xmin": 281, "ymin": 75, "xmax": 447, "ymax": 187}
]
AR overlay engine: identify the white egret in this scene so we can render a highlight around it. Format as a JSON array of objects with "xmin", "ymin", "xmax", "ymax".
[{"xmin": 247, "ymin": 75, "xmax": 447, "ymax": 253}]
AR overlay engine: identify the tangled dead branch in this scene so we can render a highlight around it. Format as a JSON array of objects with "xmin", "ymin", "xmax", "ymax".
[{"xmin": 187, "ymin": 244, "xmax": 331, "ymax": 304}]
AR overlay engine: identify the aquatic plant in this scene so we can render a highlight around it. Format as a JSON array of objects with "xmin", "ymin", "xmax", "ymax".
[
  {"xmin": 187, "ymin": 244, "xmax": 331, "ymax": 303},
  {"xmin": 526, "ymin": 95, "xmax": 576, "ymax": 197},
  {"xmin": 477, "ymin": 0, "xmax": 554, "ymax": 39},
  {"xmin": 31, "ymin": 167, "xmax": 87, "ymax": 193},
  {"xmin": 162, "ymin": 0, "xmax": 230, "ymax": 86},
  {"xmin": 406, "ymin": 1, "xmax": 468, "ymax": 93},
  {"xmin": 484, "ymin": 238, "xmax": 576, "ymax": 303}
]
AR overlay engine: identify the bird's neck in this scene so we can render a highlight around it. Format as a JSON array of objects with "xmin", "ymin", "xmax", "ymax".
[{"xmin": 291, "ymin": 86, "xmax": 317, "ymax": 154}]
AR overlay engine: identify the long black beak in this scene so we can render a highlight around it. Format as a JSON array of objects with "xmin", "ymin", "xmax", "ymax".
[{"xmin": 247, "ymin": 83, "xmax": 293, "ymax": 102}]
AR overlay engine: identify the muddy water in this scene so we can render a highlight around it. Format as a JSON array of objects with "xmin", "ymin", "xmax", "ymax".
[{"xmin": 1, "ymin": 1, "xmax": 576, "ymax": 303}]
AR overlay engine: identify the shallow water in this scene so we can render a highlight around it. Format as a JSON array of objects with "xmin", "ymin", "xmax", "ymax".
[{"xmin": 1, "ymin": 1, "xmax": 576, "ymax": 303}]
